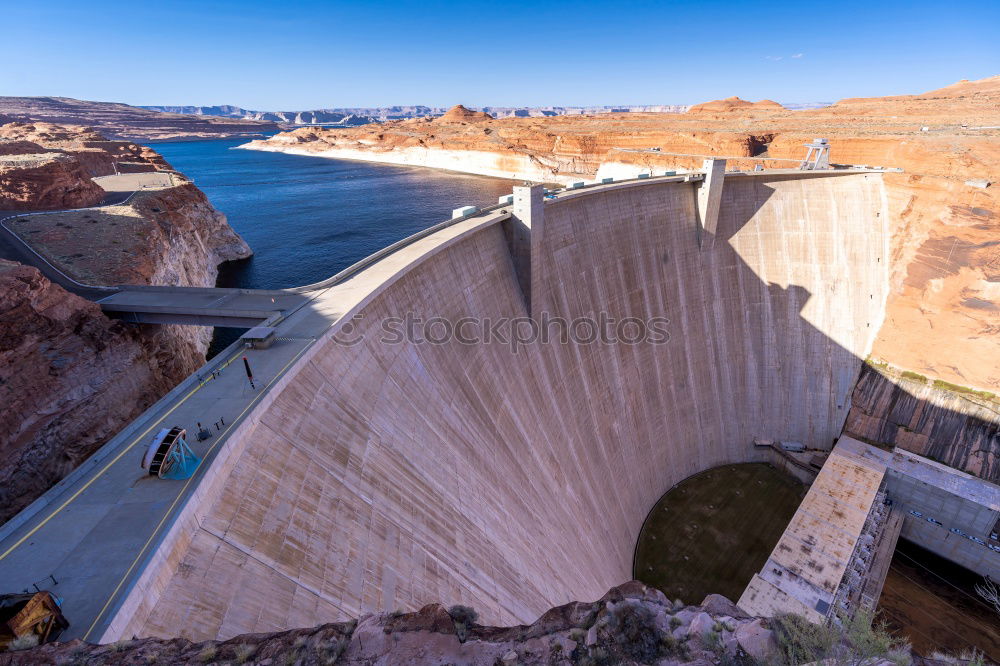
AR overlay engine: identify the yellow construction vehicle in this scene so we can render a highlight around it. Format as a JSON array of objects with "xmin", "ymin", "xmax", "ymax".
[{"xmin": 0, "ymin": 591, "xmax": 69, "ymax": 650}]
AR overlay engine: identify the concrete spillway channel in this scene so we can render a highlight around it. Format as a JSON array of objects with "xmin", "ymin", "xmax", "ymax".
[{"xmin": 0, "ymin": 167, "xmax": 896, "ymax": 641}]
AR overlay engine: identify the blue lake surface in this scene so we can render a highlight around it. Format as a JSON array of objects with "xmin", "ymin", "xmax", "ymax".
[{"xmin": 153, "ymin": 138, "xmax": 516, "ymax": 290}]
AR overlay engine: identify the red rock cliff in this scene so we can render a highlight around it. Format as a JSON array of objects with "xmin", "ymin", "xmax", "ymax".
[
  {"xmin": 244, "ymin": 76, "xmax": 1000, "ymax": 395},
  {"xmin": 0, "ymin": 261, "xmax": 198, "ymax": 522}
]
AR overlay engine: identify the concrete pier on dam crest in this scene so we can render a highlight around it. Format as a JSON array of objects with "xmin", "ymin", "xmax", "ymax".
[{"xmin": 0, "ymin": 166, "xmax": 894, "ymax": 641}]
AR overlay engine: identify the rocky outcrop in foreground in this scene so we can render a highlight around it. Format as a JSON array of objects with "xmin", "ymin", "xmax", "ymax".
[{"xmin": 1, "ymin": 582, "xmax": 935, "ymax": 665}]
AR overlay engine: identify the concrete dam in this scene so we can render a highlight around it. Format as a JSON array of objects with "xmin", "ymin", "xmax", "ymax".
[{"xmin": 0, "ymin": 167, "xmax": 896, "ymax": 641}]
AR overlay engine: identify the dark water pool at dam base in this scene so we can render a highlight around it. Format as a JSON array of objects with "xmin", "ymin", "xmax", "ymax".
[
  {"xmin": 633, "ymin": 463, "xmax": 806, "ymax": 604},
  {"xmin": 154, "ymin": 139, "xmax": 516, "ymax": 290}
]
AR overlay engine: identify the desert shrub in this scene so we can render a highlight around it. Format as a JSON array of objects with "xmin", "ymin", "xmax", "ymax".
[
  {"xmin": 932, "ymin": 379, "xmax": 997, "ymax": 401},
  {"xmin": 771, "ymin": 613, "xmax": 839, "ymax": 664},
  {"xmin": 900, "ymin": 370, "xmax": 927, "ymax": 382},
  {"xmin": 603, "ymin": 603, "xmax": 671, "ymax": 664},
  {"xmin": 233, "ymin": 642, "xmax": 256, "ymax": 664},
  {"xmin": 669, "ymin": 615, "xmax": 682, "ymax": 629},
  {"xmin": 197, "ymin": 644, "xmax": 218, "ymax": 662},
  {"xmin": 772, "ymin": 610, "xmax": 911, "ymax": 666},
  {"xmin": 318, "ymin": 638, "xmax": 346, "ymax": 666},
  {"xmin": 7, "ymin": 634, "xmax": 39, "ymax": 651},
  {"xmin": 966, "ymin": 649, "xmax": 987, "ymax": 666},
  {"xmin": 704, "ymin": 628, "xmax": 723, "ymax": 653},
  {"xmin": 931, "ymin": 649, "xmax": 986, "ymax": 666},
  {"xmin": 447, "ymin": 604, "xmax": 479, "ymax": 625},
  {"xmin": 887, "ymin": 649, "xmax": 914, "ymax": 666},
  {"xmin": 840, "ymin": 609, "xmax": 910, "ymax": 666},
  {"xmin": 111, "ymin": 639, "xmax": 132, "ymax": 652},
  {"xmin": 447, "ymin": 604, "xmax": 479, "ymax": 642}
]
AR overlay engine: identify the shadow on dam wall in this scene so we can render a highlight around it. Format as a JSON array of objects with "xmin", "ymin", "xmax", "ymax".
[{"xmin": 117, "ymin": 172, "xmax": 914, "ymax": 640}]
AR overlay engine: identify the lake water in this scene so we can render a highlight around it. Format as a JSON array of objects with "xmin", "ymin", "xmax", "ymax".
[{"xmin": 153, "ymin": 138, "xmax": 516, "ymax": 290}]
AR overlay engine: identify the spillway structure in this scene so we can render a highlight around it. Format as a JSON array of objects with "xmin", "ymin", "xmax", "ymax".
[{"xmin": 0, "ymin": 165, "xmax": 899, "ymax": 641}]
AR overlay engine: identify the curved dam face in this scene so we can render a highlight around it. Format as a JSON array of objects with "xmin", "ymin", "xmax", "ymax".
[{"xmin": 127, "ymin": 172, "xmax": 889, "ymax": 640}]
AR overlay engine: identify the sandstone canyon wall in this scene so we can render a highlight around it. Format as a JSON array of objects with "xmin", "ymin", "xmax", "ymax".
[
  {"xmin": 0, "ymin": 123, "xmax": 251, "ymax": 522},
  {"xmin": 845, "ymin": 362, "xmax": 1000, "ymax": 483}
]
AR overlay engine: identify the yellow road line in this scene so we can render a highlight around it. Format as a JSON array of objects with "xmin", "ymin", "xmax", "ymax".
[
  {"xmin": 0, "ymin": 349, "xmax": 244, "ymax": 563},
  {"xmin": 83, "ymin": 344, "xmax": 311, "ymax": 641}
]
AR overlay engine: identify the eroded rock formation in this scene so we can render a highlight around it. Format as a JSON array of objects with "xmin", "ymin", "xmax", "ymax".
[{"xmin": 0, "ymin": 261, "xmax": 194, "ymax": 522}]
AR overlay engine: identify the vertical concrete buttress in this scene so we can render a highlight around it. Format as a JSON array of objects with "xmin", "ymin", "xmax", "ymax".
[
  {"xmin": 696, "ymin": 159, "xmax": 726, "ymax": 249},
  {"xmin": 504, "ymin": 184, "xmax": 543, "ymax": 314}
]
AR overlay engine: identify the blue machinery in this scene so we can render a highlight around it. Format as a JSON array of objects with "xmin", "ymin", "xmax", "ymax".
[{"xmin": 140, "ymin": 427, "xmax": 201, "ymax": 480}]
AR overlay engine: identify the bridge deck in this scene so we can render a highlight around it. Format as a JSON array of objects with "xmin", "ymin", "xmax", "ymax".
[{"xmin": 97, "ymin": 289, "xmax": 309, "ymax": 327}]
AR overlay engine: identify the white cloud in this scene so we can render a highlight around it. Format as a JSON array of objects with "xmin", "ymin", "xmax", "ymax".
[
  {"xmin": 765, "ymin": 55, "xmax": 783, "ymax": 61},
  {"xmin": 791, "ymin": 53, "xmax": 804, "ymax": 58}
]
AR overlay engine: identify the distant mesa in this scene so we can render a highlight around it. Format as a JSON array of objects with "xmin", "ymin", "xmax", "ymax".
[
  {"xmin": 0, "ymin": 96, "xmax": 279, "ymax": 141},
  {"xmin": 687, "ymin": 96, "xmax": 787, "ymax": 113},
  {"xmin": 437, "ymin": 104, "xmax": 494, "ymax": 123}
]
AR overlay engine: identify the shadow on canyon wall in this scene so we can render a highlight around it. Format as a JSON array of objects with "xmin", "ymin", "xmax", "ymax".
[{"xmin": 846, "ymin": 365, "xmax": 1000, "ymax": 483}]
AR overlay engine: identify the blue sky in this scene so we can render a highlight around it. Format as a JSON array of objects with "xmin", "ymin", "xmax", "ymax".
[{"xmin": 4, "ymin": 0, "xmax": 998, "ymax": 110}]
